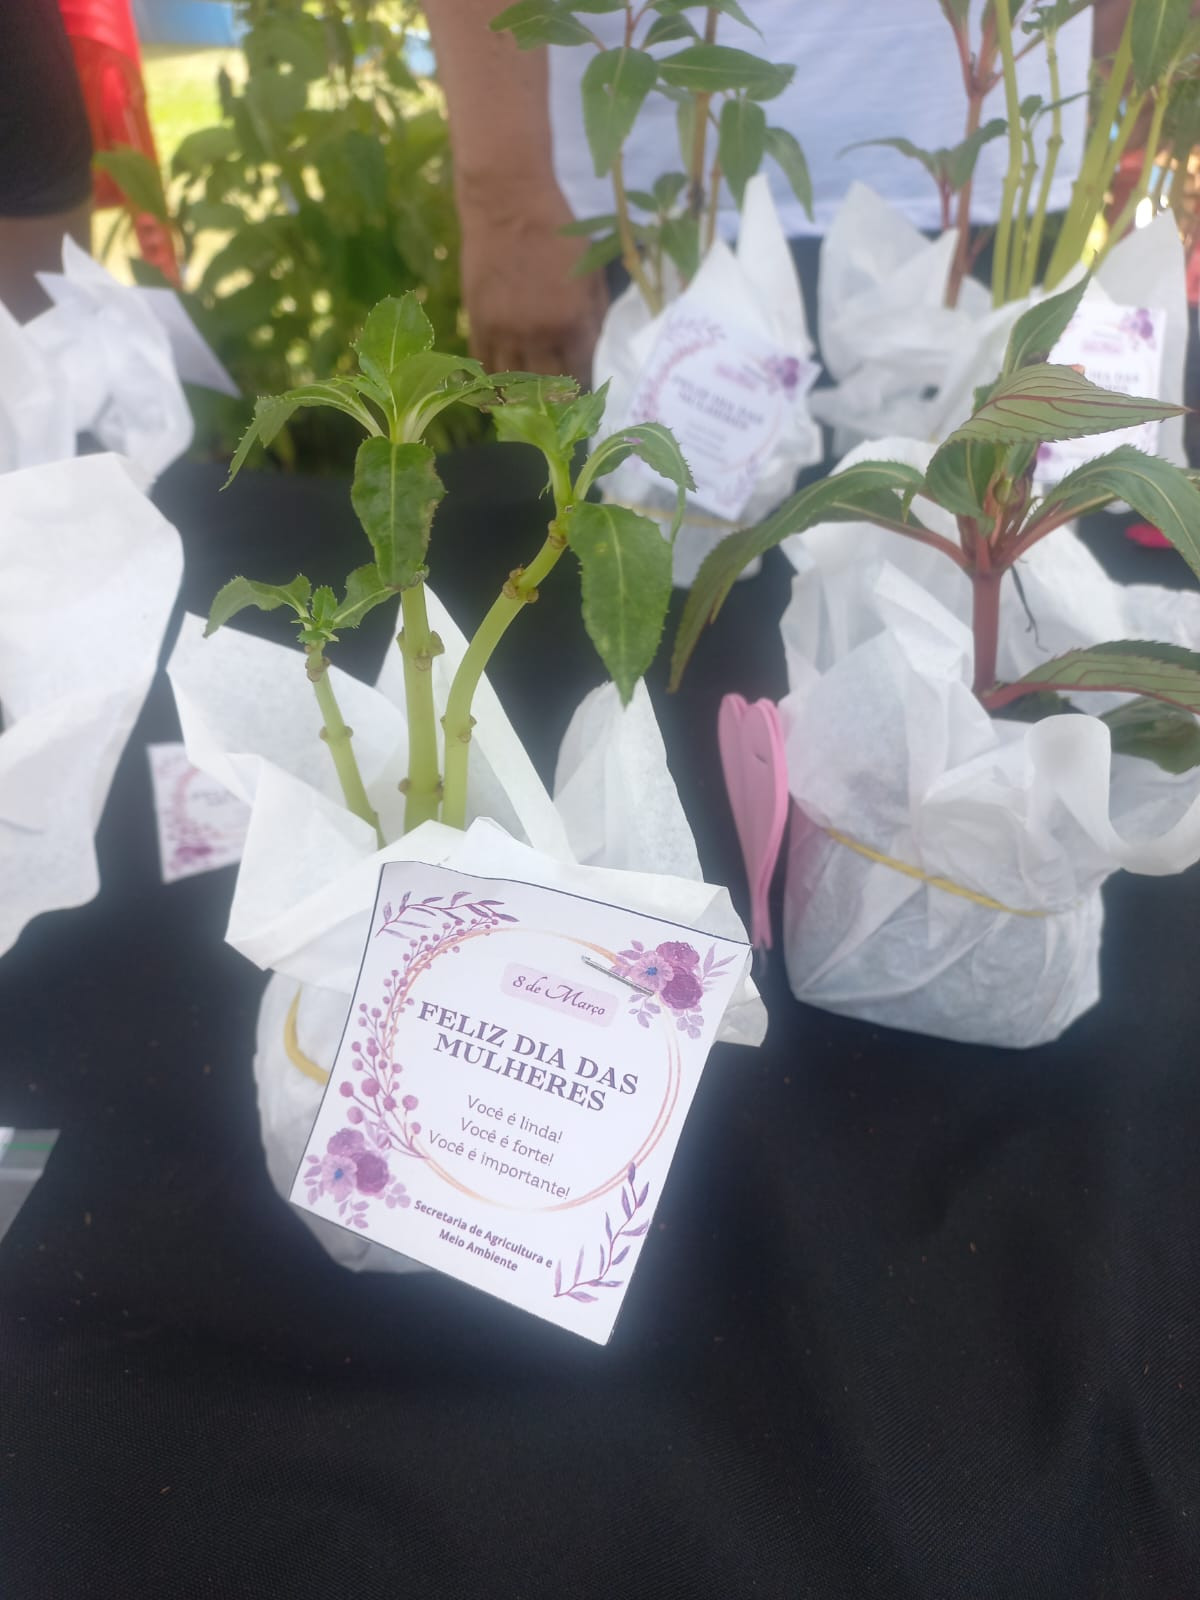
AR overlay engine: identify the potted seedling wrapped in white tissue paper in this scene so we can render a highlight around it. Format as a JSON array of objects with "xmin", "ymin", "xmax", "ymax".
[
  {"xmin": 674, "ymin": 277, "xmax": 1200, "ymax": 1047},
  {"xmin": 167, "ymin": 293, "xmax": 764, "ymax": 1283},
  {"xmin": 493, "ymin": 0, "xmax": 822, "ymax": 584}
]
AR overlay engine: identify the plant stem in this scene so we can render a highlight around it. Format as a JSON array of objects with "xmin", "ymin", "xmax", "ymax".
[
  {"xmin": 397, "ymin": 584, "xmax": 443, "ymax": 832},
  {"xmin": 1044, "ymin": 13, "xmax": 1134, "ymax": 287},
  {"xmin": 1094, "ymin": 86, "xmax": 1170, "ymax": 269},
  {"xmin": 307, "ymin": 649, "xmax": 385, "ymax": 848},
  {"xmin": 1017, "ymin": 23, "xmax": 1062, "ymax": 297},
  {"xmin": 704, "ymin": 152, "xmax": 723, "ymax": 252},
  {"xmin": 991, "ymin": 0, "xmax": 1025, "ymax": 307},
  {"xmin": 946, "ymin": 15, "xmax": 998, "ymax": 309},
  {"xmin": 612, "ymin": 149, "xmax": 660, "ymax": 313},
  {"xmin": 687, "ymin": 7, "xmax": 720, "ymax": 220},
  {"xmin": 971, "ymin": 559, "xmax": 1004, "ymax": 697},
  {"xmin": 440, "ymin": 519, "xmax": 570, "ymax": 831}
]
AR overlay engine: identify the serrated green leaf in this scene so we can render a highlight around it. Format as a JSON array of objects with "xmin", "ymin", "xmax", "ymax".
[
  {"xmin": 334, "ymin": 563, "xmax": 396, "ymax": 629},
  {"xmin": 490, "ymin": 0, "xmax": 595, "ymax": 48},
  {"xmin": 922, "ymin": 437, "xmax": 1007, "ymax": 520},
  {"xmin": 671, "ymin": 460, "xmax": 931, "ymax": 688},
  {"xmin": 946, "ymin": 364, "xmax": 1186, "ymax": 447},
  {"xmin": 557, "ymin": 383, "xmax": 610, "ymax": 449},
  {"xmin": 566, "ymin": 502, "xmax": 673, "ymax": 703},
  {"xmin": 1131, "ymin": 0, "xmax": 1191, "ymax": 89},
  {"xmin": 93, "ymin": 148, "xmax": 169, "ymax": 223},
  {"xmin": 657, "ymin": 44, "xmax": 793, "ymax": 101},
  {"xmin": 1101, "ymin": 696, "xmax": 1200, "ymax": 772},
  {"xmin": 205, "ymin": 574, "xmax": 312, "ymax": 637},
  {"xmin": 581, "ymin": 48, "xmax": 658, "ymax": 177},
  {"xmin": 349, "ymin": 438, "xmax": 445, "ymax": 590},
  {"xmin": 986, "ymin": 640, "xmax": 1200, "ymax": 712},
  {"xmin": 225, "ymin": 382, "xmax": 381, "ymax": 483},
  {"xmin": 1002, "ymin": 276, "xmax": 1090, "ymax": 375},
  {"xmin": 355, "ymin": 295, "xmax": 434, "ymax": 394},
  {"xmin": 718, "ymin": 97, "xmax": 767, "ymax": 205},
  {"xmin": 764, "ymin": 126, "xmax": 812, "ymax": 217},
  {"xmin": 1026, "ymin": 445, "xmax": 1200, "ymax": 582}
]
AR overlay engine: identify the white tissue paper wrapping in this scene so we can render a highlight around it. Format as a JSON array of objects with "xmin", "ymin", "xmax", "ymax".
[
  {"xmin": 167, "ymin": 593, "xmax": 763, "ymax": 1271},
  {"xmin": 591, "ymin": 174, "xmax": 822, "ymax": 587},
  {"xmin": 0, "ymin": 237, "xmax": 227, "ymax": 480},
  {"xmin": 0, "ymin": 454, "xmax": 184, "ymax": 955},
  {"xmin": 777, "ymin": 438, "xmax": 1200, "ymax": 1048},
  {"xmin": 811, "ymin": 183, "xmax": 1187, "ymax": 465}
]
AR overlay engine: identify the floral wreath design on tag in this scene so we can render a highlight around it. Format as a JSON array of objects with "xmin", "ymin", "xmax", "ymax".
[
  {"xmin": 553, "ymin": 1161, "xmax": 649, "ymax": 1304},
  {"xmin": 614, "ymin": 937, "xmax": 735, "ymax": 1039},
  {"xmin": 303, "ymin": 890, "xmax": 516, "ymax": 1229}
]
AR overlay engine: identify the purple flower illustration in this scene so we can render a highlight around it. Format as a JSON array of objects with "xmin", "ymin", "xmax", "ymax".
[
  {"xmin": 353, "ymin": 1150, "xmax": 390, "ymax": 1196},
  {"xmin": 657, "ymin": 940, "xmax": 700, "ymax": 971},
  {"xmin": 615, "ymin": 940, "xmax": 673, "ymax": 993},
  {"xmin": 327, "ymin": 1129, "xmax": 366, "ymax": 1157},
  {"xmin": 316, "ymin": 1151, "xmax": 358, "ymax": 1203},
  {"xmin": 763, "ymin": 353, "xmax": 801, "ymax": 394},
  {"xmin": 660, "ymin": 968, "xmax": 703, "ymax": 1013}
]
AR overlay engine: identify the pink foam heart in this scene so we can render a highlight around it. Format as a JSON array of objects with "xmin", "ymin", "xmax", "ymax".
[{"xmin": 717, "ymin": 694, "xmax": 789, "ymax": 951}]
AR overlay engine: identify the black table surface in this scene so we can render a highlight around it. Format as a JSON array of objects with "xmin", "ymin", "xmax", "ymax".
[{"xmin": 2, "ymin": 449, "xmax": 1198, "ymax": 1599}]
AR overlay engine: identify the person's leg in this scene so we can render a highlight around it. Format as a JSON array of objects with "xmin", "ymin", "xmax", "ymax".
[{"xmin": 0, "ymin": 0, "xmax": 93, "ymax": 320}]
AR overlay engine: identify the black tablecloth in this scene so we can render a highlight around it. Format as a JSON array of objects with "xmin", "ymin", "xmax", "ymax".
[{"xmin": 2, "ymin": 450, "xmax": 1198, "ymax": 1598}]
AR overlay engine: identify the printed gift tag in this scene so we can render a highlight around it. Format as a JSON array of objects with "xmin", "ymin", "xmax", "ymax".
[
  {"xmin": 1038, "ymin": 300, "xmax": 1166, "ymax": 484},
  {"xmin": 624, "ymin": 304, "xmax": 819, "ymax": 522},
  {"xmin": 147, "ymin": 742, "xmax": 250, "ymax": 883},
  {"xmin": 291, "ymin": 861, "xmax": 750, "ymax": 1344}
]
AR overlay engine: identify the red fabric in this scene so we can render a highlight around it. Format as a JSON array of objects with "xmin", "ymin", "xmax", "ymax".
[
  {"xmin": 1125, "ymin": 521, "xmax": 1173, "ymax": 549},
  {"xmin": 57, "ymin": 1, "xmax": 179, "ymax": 285}
]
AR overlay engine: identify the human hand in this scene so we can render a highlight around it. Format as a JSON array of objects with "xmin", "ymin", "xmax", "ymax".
[{"xmin": 457, "ymin": 174, "xmax": 609, "ymax": 385}]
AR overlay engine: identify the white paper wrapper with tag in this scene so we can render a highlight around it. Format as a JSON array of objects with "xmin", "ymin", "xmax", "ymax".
[
  {"xmin": 777, "ymin": 438, "xmax": 1200, "ymax": 1048},
  {"xmin": 592, "ymin": 175, "xmax": 821, "ymax": 587},
  {"xmin": 0, "ymin": 455, "xmax": 183, "ymax": 955},
  {"xmin": 167, "ymin": 595, "xmax": 764, "ymax": 1272},
  {"xmin": 810, "ymin": 184, "xmax": 1187, "ymax": 468},
  {"xmin": 0, "ymin": 238, "xmax": 231, "ymax": 479}
]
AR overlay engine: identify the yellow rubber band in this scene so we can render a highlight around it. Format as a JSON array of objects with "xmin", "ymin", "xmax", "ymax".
[
  {"xmin": 825, "ymin": 827, "xmax": 1050, "ymax": 919},
  {"xmin": 284, "ymin": 991, "xmax": 331, "ymax": 1085}
]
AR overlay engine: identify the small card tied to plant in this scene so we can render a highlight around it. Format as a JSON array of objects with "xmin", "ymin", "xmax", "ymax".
[
  {"xmin": 147, "ymin": 743, "xmax": 250, "ymax": 885},
  {"xmin": 291, "ymin": 838, "xmax": 751, "ymax": 1344}
]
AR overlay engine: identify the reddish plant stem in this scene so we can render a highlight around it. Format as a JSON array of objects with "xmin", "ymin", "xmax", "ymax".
[
  {"xmin": 946, "ymin": 15, "xmax": 998, "ymax": 309},
  {"xmin": 971, "ymin": 557, "xmax": 1004, "ymax": 697}
]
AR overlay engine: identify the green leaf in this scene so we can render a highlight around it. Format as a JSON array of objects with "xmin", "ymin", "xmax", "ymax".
[
  {"xmin": 671, "ymin": 460, "xmax": 930, "ymax": 688},
  {"xmin": 1026, "ymin": 445, "xmax": 1200, "ymax": 582},
  {"xmin": 556, "ymin": 384, "xmax": 610, "ymax": 450},
  {"xmin": 675, "ymin": 93, "xmax": 697, "ymax": 172},
  {"xmin": 942, "ymin": 118, "xmax": 1008, "ymax": 190},
  {"xmin": 570, "ymin": 233, "xmax": 626, "ymax": 277},
  {"xmin": 653, "ymin": 0, "xmax": 761, "ymax": 33},
  {"xmin": 171, "ymin": 126, "xmax": 237, "ymax": 176},
  {"xmin": 349, "ymin": 438, "xmax": 446, "ymax": 590},
  {"xmin": 565, "ymin": 502, "xmax": 673, "ymax": 703},
  {"xmin": 657, "ymin": 45, "xmax": 794, "ymax": 101},
  {"xmin": 1102, "ymin": 696, "xmax": 1200, "ymax": 772},
  {"xmin": 764, "ymin": 126, "xmax": 812, "ymax": 217},
  {"xmin": 625, "ymin": 189, "xmax": 659, "ymax": 211},
  {"xmin": 1131, "ymin": 0, "xmax": 1192, "ymax": 90},
  {"xmin": 1002, "ymin": 276, "xmax": 1090, "ymax": 375},
  {"xmin": 578, "ymin": 420, "xmax": 696, "ymax": 529},
  {"xmin": 490, "ymin": 0, "xmax": 595, "ymax": 48},
  {"xmin": 986, "ymin": 641, "xmax": 1200, "ymax": 716},
  {"xmin": 922, "ymin": 438, "xmax": 1007, "ymax": 520},
  {"xmin": 653, "ymin": 172, "xmax": 689, "ymax": 210},
  {"xmin": 559, "ymin": 213, "xmax": 620, "ymax": 236},
  {"xmin": 660, "ymin": 212, "xmax": 701, "ymax": 279},
  {"xmin": 354, "ymin": 295, "xmax": 434, "ymax": 393},
  {"xmin": 225, "ymin": 382, "xmax": 382, "ymax": 483},
  {"xmin": 945, "ymin": 364, "xmax": 1186, "ymax": 447},
  {"xmin": 93, "ymin": 148, "xmax": 169, "ymax": 223},
  {"xmin": 333, "ymin": 563, "xmax": 396, "ymax": 629},
  {"xmin": 717, "ymin": 97, "xmax": 767, "ymax": 206},
  {"xmin": 205, "ymin": 574, "xmax": 312, "ymax": 637},
  {"xmin": 841, "ymin": 134, "xmax": 942, "ymax": 185},
  {"xmin": 643, "ymin": 12, "xmax": 698, "ymax": 46},
  {"xmin": 581, "ymin": 48, "xmax": 658, "ymax": 177},
  {"xmin": 383, "ymin": 352, "xmax": 491, "ymax": 435}
]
